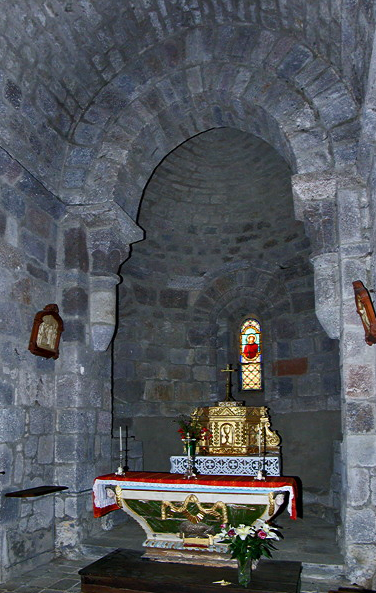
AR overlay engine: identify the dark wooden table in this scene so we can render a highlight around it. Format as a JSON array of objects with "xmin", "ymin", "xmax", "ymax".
[{"xmin": 79, "ymin": 549, "xmax": 301, "ymax": 593}]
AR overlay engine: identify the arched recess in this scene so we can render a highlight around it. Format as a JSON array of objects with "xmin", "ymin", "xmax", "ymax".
[
  {"xmin": 55, "ymin": 24, "xmax": 375, "ymax": 587},
  {"xmin": 186, "ymin": 253, "xmax": 341, "ymax": 507},
  {"xmin": 202, "ymin": 262, "xmax": 296, "ymax": 406},
  {"xmin": 55, "ymin": 24, "xmax": 360, "ymax": 359},
  {"xmin": 58, "ymin": 25, "xmax": 359, "ymax": 350}
]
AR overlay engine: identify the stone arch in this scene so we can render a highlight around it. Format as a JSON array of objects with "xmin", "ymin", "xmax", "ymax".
[
  {"xmin": 186, "ymin": 259, "xmax": 307, "ymax": 403},
  {"xmin": 57, "ymin": 23, "xmax": 371, "ymax": 586},
  {"xmin": 58, "ymin": 26, "xmax": 360, "ymax": 359},
  {"xmin": 59, "ymin": 25, "xmax": 358, "ymax": 212},
  {"xmin": 57, "ymin": 21, "xmax": 360, "ymax": 352}
]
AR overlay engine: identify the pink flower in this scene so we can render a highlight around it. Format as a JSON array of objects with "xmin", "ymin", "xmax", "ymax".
[
  {"xmin": 227, "ymin": 529, "xmax": 236, "ymax": 537},
  {"xmin": 258, "ymin": 530, "xmax": 267, "ymax": 539}
]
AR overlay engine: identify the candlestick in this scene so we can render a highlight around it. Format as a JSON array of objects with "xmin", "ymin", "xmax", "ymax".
[
  {"xmin": 183, "ymin": 432, "xmax": 197, "ymax": 480},
  {"xmin": 256, "ymin": 423, "xmax": 265, "ymax": 480},
  {"xmin": 115, "ymin": 426, "xmax": 125, "ymax": 476}
]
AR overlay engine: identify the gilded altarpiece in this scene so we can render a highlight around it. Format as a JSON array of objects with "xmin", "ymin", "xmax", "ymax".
[{"xmin": 192, "ymin": 403, "xmax": 280, "ymax": 457}]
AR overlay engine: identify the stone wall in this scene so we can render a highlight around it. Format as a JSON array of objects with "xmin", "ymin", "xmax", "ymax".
[
  {"xmin": 114, "ymin": 128, "xmax": 341, "ymax": 501},
  {"xmin": 0, "ymin": 148, "xmax": 64, "ymax": 581},
  {"xmin": 0, "ymin": 0, "xmax": 374, "ymax": 586},
  {"xmin": 53, "ymin": 212, "xmax": 113, "ymax": 557},
  {"xmin": 0, "ymin": 150, "xmax": 118, "ymax": 580}
]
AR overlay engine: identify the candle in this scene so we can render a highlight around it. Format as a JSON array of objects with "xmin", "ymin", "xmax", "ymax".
[
  {"xmin": 258, "ymin": 425, "xmax": 261, "ymax": 457},
  {"xmin": 119, "ymin": 426, "xmax": 122, "ymax": 453}
]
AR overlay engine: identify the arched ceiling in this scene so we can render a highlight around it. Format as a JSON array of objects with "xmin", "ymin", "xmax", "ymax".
[
  {"xmin": 2, "ymin": 1, "xmax": 373, "ymax": 110},
  {"xmin": 0, "ymin": 1, "xmax": 371, "ymax": 201},
  {"xmin": 125, "ymin": 127, "xmax": 309, "ymax": 280}
]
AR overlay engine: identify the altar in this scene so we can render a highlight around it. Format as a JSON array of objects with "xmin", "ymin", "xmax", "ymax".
[{"xmin": 93, "ymin": 471, "xmax": 298, "ymax": 565}]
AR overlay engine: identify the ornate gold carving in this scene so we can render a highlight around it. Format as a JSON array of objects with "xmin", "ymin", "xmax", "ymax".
[
  {"xmin": 114, "ymin": 485, "xmax": 124, "ymax": 509},
  {"xmin": 182, "ymin": 535, "xmax": 214, "ymax": 547},
  {"xmin": 161, "ymin": 494, "xmax": 228, "ymax": 524},
  {"xmin": 193, "ymin": 404, "xmax": 280, "ymax": 456},
  {"xmin": 268, "ymin": 492, "xmax": 275, "ymax": 516}
]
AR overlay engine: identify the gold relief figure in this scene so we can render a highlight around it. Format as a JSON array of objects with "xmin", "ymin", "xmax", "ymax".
[
  {"xmin": 220, "ymin": 423, "xmax": 234, "ymax": 445},
  {"xmin": 268, "ymin": 492, "xmax": 275, "ymax": 516},
  {"xmin": 36, "ymin": 315, "xmax": 58, "ymax": 351},
  {"xmin": 29, "ymin": 304, "xmax": 64, "ymax": 360},
  {"xmin": 114, "ymin": 485, "xmax": 124, "ymax": 509},
  {"xmin": 358, "ymin": 299, "xmax": 371, "ymax": 330},
  {"xmin": 353, "ymin": 280, "xmax": 376, "ymax": 345}
]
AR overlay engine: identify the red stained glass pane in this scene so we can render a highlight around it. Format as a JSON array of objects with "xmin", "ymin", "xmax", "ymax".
[{"xmin": 239, "ymin": 318, "xmax": 262, "ymax": 390}]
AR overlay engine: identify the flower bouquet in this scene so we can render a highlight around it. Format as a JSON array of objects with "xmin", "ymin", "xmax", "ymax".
[
  {"xmin": 176, "ymin": 415, "xmax": 211, "ymax": 455},
  {"xmin": 218, "ymin": 520, "xmax": 281, "ymax": 587}
]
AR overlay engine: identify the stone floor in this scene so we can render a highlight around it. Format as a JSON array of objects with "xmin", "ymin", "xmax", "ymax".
[{"xmin": 0, "ymin": 511, "xmax": 354, "ymax": 593}]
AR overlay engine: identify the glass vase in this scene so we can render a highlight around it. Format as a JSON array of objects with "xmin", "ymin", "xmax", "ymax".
[
  {"xmin": 183, "ymin": 440, "xmax": 197, "ymax": 457},
  {"xmin": 237, "ymin": 556, "xmax": 252, "ymax": 588}
]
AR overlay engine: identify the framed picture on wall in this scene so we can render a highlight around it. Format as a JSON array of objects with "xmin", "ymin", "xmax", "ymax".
[
  {"xmin": 28, "ymin": 304, "xmax": 64, "ymax": 359},
  {"xmin": 353, "ymin": 280, "xmax": 376, "ymax": 345}
]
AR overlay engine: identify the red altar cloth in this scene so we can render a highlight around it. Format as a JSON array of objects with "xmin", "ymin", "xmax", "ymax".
[{"xmin": 92, "ymin": 471, "xmax": 299, "ymax": 519}]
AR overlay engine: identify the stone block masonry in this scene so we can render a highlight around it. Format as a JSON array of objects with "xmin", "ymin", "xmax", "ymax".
[
  {"xmin": 114, "ymin": 129, "xmax": 341, "ymax": 502},
  {"xmin": 0, "ymin": 0, "xmax": 373, "ymax": 587},
  {"xmin": 0, "ymin": 149, "xmax": 64, "ymax": 581}
]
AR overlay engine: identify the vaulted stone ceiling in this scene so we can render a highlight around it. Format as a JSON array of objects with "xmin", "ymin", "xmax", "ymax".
[
  {"xmin": 3, "ymin": 1, "xmax": 373, "ymax": 108},
  {"xmin": 0, "ymin": 1, "xmax": 373, "ymax": 197},
  {"xmin": 136, "ymin": 127, "xmax": 305, "ymax": 273}
]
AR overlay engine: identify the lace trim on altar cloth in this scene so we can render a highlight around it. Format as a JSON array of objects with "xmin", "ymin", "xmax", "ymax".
[{"xmin": 170, "ymin": 455, "xmax": 280, "ymax": 476}]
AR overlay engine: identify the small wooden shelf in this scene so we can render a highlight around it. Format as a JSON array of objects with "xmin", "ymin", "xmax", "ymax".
[{"xmin": 5, "ymin": 486, "xmax": 68, "ymax": 498}]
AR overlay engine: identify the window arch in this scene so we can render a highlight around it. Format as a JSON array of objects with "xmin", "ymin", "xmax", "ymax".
[{"xmin": 239, "ymin": 318, "xmax": 262, "ymax": 391}]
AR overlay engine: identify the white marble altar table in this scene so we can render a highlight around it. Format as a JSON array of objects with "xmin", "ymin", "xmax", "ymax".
[
  {"xmin": 93, "ymin": 471, "xmax": 297, "ymax": 519},
  {"xmin": 92, "ymin": 472, "xmax": 298, "ymax": 563}
]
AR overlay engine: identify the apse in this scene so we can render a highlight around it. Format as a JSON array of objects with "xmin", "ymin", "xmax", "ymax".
[{"xmin": 114, "ymin": 127, "xmax": 341, "ymax": 518}]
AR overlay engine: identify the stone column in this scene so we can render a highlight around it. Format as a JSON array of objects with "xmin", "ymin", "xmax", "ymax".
[
  {"xmin": 292, "ymin": 171, "xmax": 340, "ymax": 339},
  {"xmin": 53, "ymin": 201, "xmax": 143, "ymax": 553},
  {"xmin": 90, "ymin": 274, "xmax": 121, "ymax": 352},
  {"xmin": 336, "ymin": 185, "xmax": 376, "ymax": 586},
  {"xmin": 293, "ymin": 171, "xmax": 376, "ymax": 585}
]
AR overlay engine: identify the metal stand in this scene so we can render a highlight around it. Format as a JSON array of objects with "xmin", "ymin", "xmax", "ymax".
[
  {"xmin": 115, "ymin": 453, "xmax": 125, "ymax": 476},
  {"xmin": 182, "ymin": 433, "xmax": 197, "ymax": 480},
  {"xmin": 255, "ymin": 423, "xmax": 266, "ymax": 481},
  {"xmin": 115, "ymin": 426, "xmax": 135, "ymax": 476}
]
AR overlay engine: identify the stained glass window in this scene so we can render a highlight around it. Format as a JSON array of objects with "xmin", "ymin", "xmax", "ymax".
[{"xmin": 239, "ymin": 318, "xmax": 262, "ymax": 390}]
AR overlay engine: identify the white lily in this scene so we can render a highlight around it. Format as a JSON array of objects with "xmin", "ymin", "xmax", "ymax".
[{"xmin": 235, "ymin": 524, "xmax": 254, "ymax": 540}]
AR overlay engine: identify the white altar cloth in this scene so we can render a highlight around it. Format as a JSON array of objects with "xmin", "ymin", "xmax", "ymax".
[{"xmin": 170, "ymin": 455, "xmax": 280, "ymax": 476}]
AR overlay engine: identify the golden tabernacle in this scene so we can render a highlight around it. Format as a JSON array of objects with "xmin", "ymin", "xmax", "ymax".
[{"xmin": 192, "ymin": 402, "xmax": 280, "ymax": 456}]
